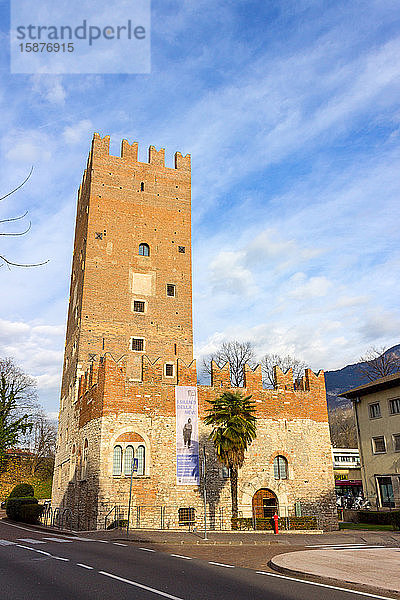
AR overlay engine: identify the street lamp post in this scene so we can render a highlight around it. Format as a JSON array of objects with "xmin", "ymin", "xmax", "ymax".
[
  {"xmin": 127, "ymin": 457, "xmax": 138, "ymax": 537},
  {"xmin": 202, "ymin": 446, "xmax": 208, "ymax": 541}
]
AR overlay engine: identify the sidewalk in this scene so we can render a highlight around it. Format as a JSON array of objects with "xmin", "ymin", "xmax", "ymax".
[{"xmin": 270, "ymin": 548, "xmax": 400, "ymax": 594}]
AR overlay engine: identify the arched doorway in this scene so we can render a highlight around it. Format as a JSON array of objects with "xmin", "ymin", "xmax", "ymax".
[{"xmin": 252, "ymin": 489, "xmax": 278, "ymax": 521}]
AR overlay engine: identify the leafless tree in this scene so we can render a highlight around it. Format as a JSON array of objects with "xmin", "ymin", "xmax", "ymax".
[
  {"xmin": 1, "ymin": 168, "xmax": 48, "ymax": 268},
  {"xmin": 202, "ymin": 341, "xmax": 256, "ymax": 387},
  {"xmin": 25, "ymin": 411, "xmax": 57, "ymax": 477},
  {"xmin": 358, "ymin": 345, "xmax": 400, "ymax": 382},
  {"xmin": 0, "ymin": 357, "xmax": 39, "ymax": 469},
  {"xmin": 328, "ymin": 406, "xmax": 358, "ymax": 448},
  {"xmin": 260, "ymin": 353, "xmax": 307, "ymax": 388}
]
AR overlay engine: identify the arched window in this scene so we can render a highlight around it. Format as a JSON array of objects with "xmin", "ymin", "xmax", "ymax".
[
  {"xmin": 139, "ymin": 243, "xmax": 150, "ymax": 256},
  {"xmin": 82, "ymin": 439, "xmax": 88, "ymax": 479},
  {"xmin": 113, "ymin": 445, "xmax": 122, "ymax": 476},
  {"xmin": 124, "ymin": 445, "xmax": 134, "ymax": 476},
  {"xmin": 70, "ymin": 444, "xmax": 76, "ymax": 480},
  {"xmin": 273, "ymin": 455, "xmax": 288, "ymax": 480},
  {"xmin": 136, "ymin": 445, "xmax": 145, "ymax": 475},
  {"xmin": 140, "ymin": 182, "xmax": 145, "ymax": 192}
]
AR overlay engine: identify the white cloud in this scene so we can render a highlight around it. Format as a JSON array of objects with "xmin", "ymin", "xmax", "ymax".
[
  {"xmin": 63, "ymin": 119, "xmax": 93, "ymax": 145},
  {"xmin": 287, "ymin": 273, "xmax": 332, "ymax": 300}
]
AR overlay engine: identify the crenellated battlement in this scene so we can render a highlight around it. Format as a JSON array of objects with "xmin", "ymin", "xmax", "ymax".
[{"xmin": 89, "ymin": 132, "xmax": 190, "ymax": 171}]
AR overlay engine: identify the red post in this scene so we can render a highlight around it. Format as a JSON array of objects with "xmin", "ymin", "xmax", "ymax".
[{"xmin": 273, "ymin": 513, "xmax": 279, "ymax": 534}]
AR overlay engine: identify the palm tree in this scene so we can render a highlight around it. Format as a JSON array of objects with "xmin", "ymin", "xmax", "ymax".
[{"xmin": 204, "ymin": 391, "xmax": 257, "ymax": 527}]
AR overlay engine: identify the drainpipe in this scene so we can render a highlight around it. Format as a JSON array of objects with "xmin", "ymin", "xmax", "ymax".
[{"xmin": 353, "ymin": 397, "xmax": 369, "ymax": 505}]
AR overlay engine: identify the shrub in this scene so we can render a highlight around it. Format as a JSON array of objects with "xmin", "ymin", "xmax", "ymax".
[
  {"xmin": 6, "ymin": 497, "xmax": 38, "ymax": 521},
  {"xmin": 19, "ymin": 503, "xmax": 44, "ymax": 524},
  {"xmin": 9, "ymin": 483, "xmax": 34, "ymax": 498},
  {"xmin": 357, "ymin": 511, "xmax": 395, "ymax": 526},
  {"xmin": 390, "ymin": 512, "xmax": 400, "ymax": 531}
]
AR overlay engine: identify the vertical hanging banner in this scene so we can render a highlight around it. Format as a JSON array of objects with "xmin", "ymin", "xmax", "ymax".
[{"xmin": 175, "ymin": 386, "xmax": 199, "ymax": 485}]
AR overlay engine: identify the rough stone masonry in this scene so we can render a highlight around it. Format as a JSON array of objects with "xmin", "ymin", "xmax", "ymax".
[{"xmin": 52, "ymin": 133, "xmax": 338, "ymax": 531}]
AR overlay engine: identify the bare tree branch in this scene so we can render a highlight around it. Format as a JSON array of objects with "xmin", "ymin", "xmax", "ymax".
[
  {"xmin": 0, "ymin": 167, "xmax": 33, "ymax": 203},
  {"xmin": 202, "ymin": 341, "xmax": 256, "ymax": 387},
  {"xmin": 328, "ymin": 406, "xmax": 358, "ymax": 448},
  {"xmin": 0, "ymin": 211, "xmax": 29, "ymax": 225},
  {"xmin": 260, "ymin": 353, "xmax": 307, "ymax": 388},
  {"xmin": 0, "ymin": 168, "xmax": 49, "ymax": 268},
  {"xmin": 0, "ymin": 221, "xmax": 31, "ymax": 236},
  {"xmin": 358, "ymin": 345, "xmax": 400, "ymax": 382}
]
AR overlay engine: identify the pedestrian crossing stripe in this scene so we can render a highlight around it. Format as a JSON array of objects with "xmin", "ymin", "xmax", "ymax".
[
  {"xmin": 43, "ymin": 537, "xmax": 73, "ymax": 543},
  {"xmin": 0, "ymin": 540, "xmax": 16, "ymax": 545},
  {"xmin": 17, "ymin": 538, "xmax": 46, "ymax": 544}
]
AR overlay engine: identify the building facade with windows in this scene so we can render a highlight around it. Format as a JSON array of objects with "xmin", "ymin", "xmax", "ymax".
[
  {"xmin": 51, "ymin": 133, "xmax": 337, "ymax": 531},
  {"xmin": 331, "ymin": 448, "xmax": 362, "ymax": 500},
  {"xmin": 340, "ymin": 374, "xmax": 400, "ymax": 509}
]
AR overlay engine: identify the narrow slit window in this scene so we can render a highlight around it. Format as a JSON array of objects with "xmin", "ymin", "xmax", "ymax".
[
  {"xmin": 124, "ymin": 446, "xmax": 134, "ymax": 476},
  {"xmin": 165, "ymin": 363, "xmax": 174, "ymax": 377},
  {"xmin": 140, "ymin": 182, "xmax": 145, "ymax": 191},
  {"xmin": 136, "ymin": 445, "xmax": 145, "ymax": 476}
]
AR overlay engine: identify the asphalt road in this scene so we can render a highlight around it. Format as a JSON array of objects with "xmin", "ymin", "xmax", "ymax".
[{"xmin": 0, "ymin": 521, "xmax": 395, "ymax": 600}]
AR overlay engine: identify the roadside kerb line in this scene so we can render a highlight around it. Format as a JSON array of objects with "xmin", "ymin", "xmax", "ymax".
[
  {"xmin": 209, "ymin": 561, "xmax": 235, "ymax": 568},
  {"xmin": 256, "ymin": 571, "xmax": 395, "ymax": 600},
  {"xmin": 53, "ymin": 556, "xmax": 69, "ymax": 561},
  {"xmin": 139, "ymin": 547, "xmax": 156, "ymax": 552},
  {"xmin": 170, "ymin": 554, "xmax": 192, "ymax": 560},
  {"xmin": 99, "ymin": 570, "xmax": 184, "ymax": 600}
]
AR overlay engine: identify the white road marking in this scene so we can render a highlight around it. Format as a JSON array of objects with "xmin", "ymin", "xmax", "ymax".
[
  {"xmin": 309, "ymin": 544, "xmax": 383, "ymax": 548},
  {"xmin": 0, "ymin": 521, "xmax": 51, "ymax": 534},
  {"xmin": 17, "ymin": 538, "xmax": 46, "ymax": 544},
  {"xmin": 0, "ymin": 540, "xmax": 16, "ymax": 546},
  {"xmin": 63, "ymin": 536, "xmax": 95, "ymax": 542},
  {"xmin": 113, "ymin": 542, "xmax": 128, "ymax": 546},
  {"xmin": 16, "ymin": 544, "xmax": 51, "ymax": 556},
  {"xmin": 96, "ymin": 540, "xmax": 109, "ymax": 543},
  {"xmin": 99, "ymin": 570, "xmax": 184, "ymax": 600},
  {"xmin": 256, "ymin": 571, "xmax": 395, "ymax": 599},
  {"xmin": 53, "ymin": 556, "xmax": 69, "ymax": 561},
  {"xmin": 43, "ymin": 537, "xmax": 73, "ymax": 543},
  {"xmin": 170, "ymin": 554, "xmax": 192, "ymax": 560},
  {"xmin": 208, "ymin": 561, "xmax": 235, "ymax": 568},
  {"xmin": 77, "ymin": 563, "xmax": 94, "ymax": 570},
  {"xmin": 139, "ymin": 547, "xmax": 156, "ymax": 552}
]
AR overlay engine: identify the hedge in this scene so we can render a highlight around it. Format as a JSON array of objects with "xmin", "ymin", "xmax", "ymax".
[
  {"xmin": 6, "ymin": 496, "xmax": 43, "ymax": 524},
  {"xmin": 233, "ymin": 515, "xmax": 318, "ymax": 530},
  {"xmin": 8, "ymin": 483, "xmax": 34, "ymax": 499}
]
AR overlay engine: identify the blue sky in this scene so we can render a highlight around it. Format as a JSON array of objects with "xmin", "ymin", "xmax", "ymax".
[{"xmin": 0, "ymin": 0, "xmax": 400, "ymax": 416}]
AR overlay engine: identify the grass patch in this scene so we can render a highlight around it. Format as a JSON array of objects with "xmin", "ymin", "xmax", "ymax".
[{"xmin": 339, "ymin": 522, "xmax": 393, "ymax": 531}]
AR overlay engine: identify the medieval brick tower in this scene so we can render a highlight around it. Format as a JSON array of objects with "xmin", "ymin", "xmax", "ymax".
[{"xmin": 53, "ymin": 133, "xmax": 337, "ymax": 532}]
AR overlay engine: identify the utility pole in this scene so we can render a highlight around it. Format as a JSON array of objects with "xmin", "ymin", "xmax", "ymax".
[
  {"xmin": 127, "ymin": 457, "xmax": 138, "ymax": 537},
  {"xmin": 202, "ymin": 446, "xmax": 208, "ymax": 540}
]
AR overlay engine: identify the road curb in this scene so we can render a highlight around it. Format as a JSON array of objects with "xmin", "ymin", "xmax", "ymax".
[{"xmin": 268, "ymin": 556, "xmax": 398, "ymax": 596}]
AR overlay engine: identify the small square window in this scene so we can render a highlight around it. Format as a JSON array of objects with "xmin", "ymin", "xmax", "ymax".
[
  {"xmin": 134, "ymin": 300, "xmax": 145, "ymax": 313},
  {"xmin": 166, "ymin": 284, "xmax": 176, "ymax": 297},
  {"xmin": 95, "ymin": 232, "xmax": 103, "ymax": 240},
  {"xmin": 178, "ymin": 246, "xmax": 185, "ymax": 253},
  {"xmin": 165, "ymin": 363, "xmax": 174, "ymax": 377},
  {"xmin": 131, "ymin": 337, "xmax": 144, "ymax": 352},
  {"xmin": 372, "ymin": 436, "xmax": 386, "ymax": 454},
  {"xmin": 389, "ymin": 398, "xmax": 400, "ymax": 414},
  {"xmin": 393, "ymin": 434, "xmax": 400, "ymax": 452},
  {"xmin": 369, "ymin": 403, "xmax": 381, "ymax": 419}
]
